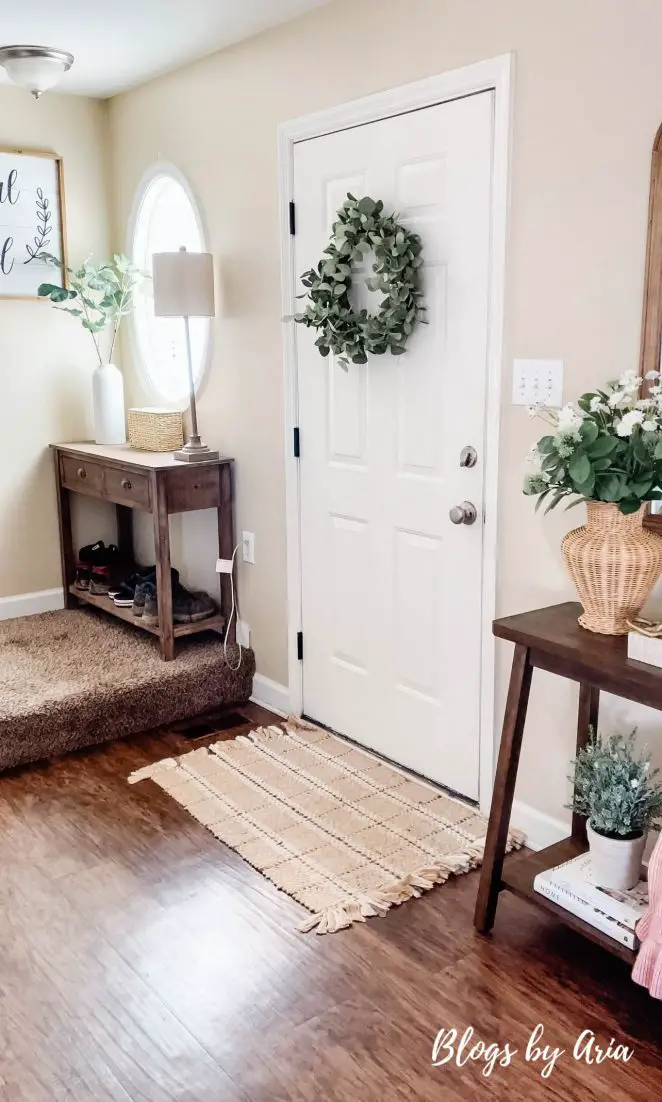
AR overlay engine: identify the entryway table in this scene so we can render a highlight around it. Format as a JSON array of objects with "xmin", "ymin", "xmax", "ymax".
[
  {"xmin": 51, "ymin": 441, "xmax": 235, "ymax": 661},
  {"xmin": 474, "ymin": 602, "xmax": 661, "ymax": 965}
]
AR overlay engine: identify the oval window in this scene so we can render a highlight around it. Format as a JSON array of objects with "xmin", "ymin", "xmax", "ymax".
[{"xmin": 130, "ymin": 168, "xmax": 210, "ymax": 403}]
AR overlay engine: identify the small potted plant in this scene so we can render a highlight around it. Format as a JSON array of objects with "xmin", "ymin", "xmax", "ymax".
[
  {"xmin": 568, "ymin": 729, "xmax": 662, "ymax": 889},
  {"xmin": 523, "ymin": 371, "xmax": 662, "ymax": 633},
  {"xmin": 38, "ymin": 253, "xmax": 146, "ymax": 445}
]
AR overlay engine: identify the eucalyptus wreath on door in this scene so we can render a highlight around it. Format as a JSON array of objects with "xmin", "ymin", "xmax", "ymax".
[{"xmin": 294, "ymin": 193, "xmax": 426, "ymax": 368}]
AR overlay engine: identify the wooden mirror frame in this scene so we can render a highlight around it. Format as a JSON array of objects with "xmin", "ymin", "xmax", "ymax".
[{"xmin": 640, "ymin": 122, "xmax": 662, "ymax": 532}]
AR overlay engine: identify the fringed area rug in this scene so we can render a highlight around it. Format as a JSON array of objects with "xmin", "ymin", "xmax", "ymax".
[{"xmin": 129, "ymin": 717, "xmax": 522, "ymax": 934}]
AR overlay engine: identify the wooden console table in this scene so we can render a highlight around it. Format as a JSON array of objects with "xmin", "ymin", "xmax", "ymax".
[
  {"xmin": 474, "ymin": 602, "xmax": 660, "ymax": 965},
  {"xmin": 51, "ymin": 442, "xmax": 235, "ymax": 661}
]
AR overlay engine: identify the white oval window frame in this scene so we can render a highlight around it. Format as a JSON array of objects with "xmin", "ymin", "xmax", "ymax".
[{"xmin": 126, "ymin": 161, "xmax": 212, "ymax": 408}]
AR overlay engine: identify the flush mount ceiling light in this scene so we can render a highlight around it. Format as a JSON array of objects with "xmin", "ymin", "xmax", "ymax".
[{"xmin": 0, "ymin": 45, "xmax": 74, "ymax": 100}]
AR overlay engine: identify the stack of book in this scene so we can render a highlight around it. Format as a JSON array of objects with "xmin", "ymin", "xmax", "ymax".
[
  {"xmin": 627, "ymin": 591, "xmax": 662, "ymax": 668},
  {"xmin": 533, "ymin": 852, "xmax": 648, "ymax": 949}
]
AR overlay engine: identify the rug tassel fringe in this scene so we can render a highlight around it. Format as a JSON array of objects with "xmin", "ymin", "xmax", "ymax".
[
  {"xmin": 128, "ymin": 758, "xmax": 177, "ymax": 784},
  {"xmin": 298, "ymin": 857, "xmax": 477, "ymax": 935}
]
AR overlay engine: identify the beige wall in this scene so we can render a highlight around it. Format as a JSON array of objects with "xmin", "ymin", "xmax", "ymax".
[
  {"xmin": 108, "ymin": 0, "xmax": 662, "ymax": 821},
  {"xmin": 0, "ymin": 88, "xmax": 112, "ymax": 597}
]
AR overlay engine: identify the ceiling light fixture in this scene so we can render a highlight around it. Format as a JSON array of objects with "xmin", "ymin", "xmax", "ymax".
[{"xmin": 0, "ymin": 45, "xmax": 74, "ymax": 100}]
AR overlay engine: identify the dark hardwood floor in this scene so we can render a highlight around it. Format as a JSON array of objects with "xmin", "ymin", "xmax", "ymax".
[{"xmin": 0, "ymin": 702, "xmax": 660, "ymax": 1101}]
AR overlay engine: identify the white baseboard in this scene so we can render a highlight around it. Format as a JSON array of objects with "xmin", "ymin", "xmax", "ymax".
[
  {"xmin": 251, "ymin": 673, "xmax": 291, "ymax": 717},
  {"xmin": 511, "ymin": 800, "xmax": 569, "ymax": 852},
  {"xmin": 0, "ymin": 587, "xmax": 65, "ymax": 621}
]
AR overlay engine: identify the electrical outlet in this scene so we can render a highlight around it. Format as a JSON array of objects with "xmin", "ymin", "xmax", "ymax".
[
  {"xmin": 236, "ymin": 619, "xmax": 250, "ymax": 647},
  {"xmin": 512, "ymin": 359, "xmax": 564, "ymax": 408},
  {"xmin": 241, "ymin": 531, "xmax": 255, "ymax": 565}
]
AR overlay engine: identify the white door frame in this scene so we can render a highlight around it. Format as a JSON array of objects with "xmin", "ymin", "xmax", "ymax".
[{"xmin": 277, "ymin": 54, "xmax": 514, "ymax": 814}]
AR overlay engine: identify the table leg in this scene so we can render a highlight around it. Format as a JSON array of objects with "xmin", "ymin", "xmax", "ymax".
[
  {"xmin": 217, "ymin": 463, "xmax": 236, "ymax": 644},
  {"xmin": 115, "ymin": 504, "xmax": 134, "ymax": 573},
  {"xmin": 571, "ymin": 683, "xmax": 599, "ymax": 843},
  {"xmin": 474, "ymin": 643, "xmax": 533, "ymax": 933},
  {"xmin": 152, "ymin": 473, "xmax": 174, "ymax": 661},
  {"xmin": 54, "ymin": 453, "xmax": 77, "ymax": 608}
]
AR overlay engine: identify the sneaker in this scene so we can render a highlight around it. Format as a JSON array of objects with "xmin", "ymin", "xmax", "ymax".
[
  {"xmin": 141, "ymin": 581, "xmax": 217, "ymax": 626},
  {"xmin": 75, "ymin": 564, "xmax": 91, "ymax": 591},
  {"xmin": 173, "ymin": 588, "xmax": 217, "ymax": 623},
  {"xmin": 132, "ymin": 580, "xmax": 151, "ymax": 617},
  {"xmin": 89, "ymin": 565, "xmax": 111, "ymax": 596},
  {"xmin": 142, "ymin": 582, "xmax": 159, "ymax": 626},
  {"xmin": 112, "ymin": 566, "xmax": 174, "ymax": 607},
  {"xmin": 78, "ymin": 542, "xmax": 121, "ymax": 593}
]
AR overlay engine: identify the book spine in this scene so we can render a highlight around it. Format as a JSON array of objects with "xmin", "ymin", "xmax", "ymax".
[{"xmin": 534, "ymin": 880, "xmax": 636, "ymax": 948}]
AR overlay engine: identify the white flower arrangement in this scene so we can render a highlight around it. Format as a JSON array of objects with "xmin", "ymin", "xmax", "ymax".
[{"xmin": 524, "ymin": 371, "xmax": 662, "ymax": 514}]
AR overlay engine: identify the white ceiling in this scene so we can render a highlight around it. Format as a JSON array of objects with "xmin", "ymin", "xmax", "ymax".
[{"xmin": 0, "ymin": 0, "xmax": 330, "ymax": 98}]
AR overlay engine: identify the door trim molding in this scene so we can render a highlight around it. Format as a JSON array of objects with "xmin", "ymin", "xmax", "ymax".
[{"xmin": 278, "ymin": 54, "xmax": 514, "ymax": 814}]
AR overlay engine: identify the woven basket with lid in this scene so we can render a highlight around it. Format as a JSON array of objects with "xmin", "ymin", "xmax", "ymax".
[{"xmin": 561, "ymin": 501, "xmax": 662, "ymax": 634}]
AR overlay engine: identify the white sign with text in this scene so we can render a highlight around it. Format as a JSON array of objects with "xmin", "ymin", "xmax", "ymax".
[{"xmin": 0, "ymin": 150, "xmax": 65, "ymax": 298}]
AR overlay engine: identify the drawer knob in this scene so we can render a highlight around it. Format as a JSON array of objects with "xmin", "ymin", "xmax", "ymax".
[
  {"xmin": 77, "ymin": 467, "xmax": 86, "ymax": 480},
  {"xmin": 121, "ymin": 478, "xmax": 132, "ymax": 490}
]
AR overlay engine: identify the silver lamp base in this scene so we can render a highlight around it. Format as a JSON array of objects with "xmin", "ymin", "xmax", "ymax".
[{"xmin": 173, "ymin": 439, "xmax": 219, "ymax": 463}]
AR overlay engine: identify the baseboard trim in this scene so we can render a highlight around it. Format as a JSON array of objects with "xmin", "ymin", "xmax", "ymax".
[
  {"xmin": 0, "ymin": 587, "xmax": 65, "ymax": 622},
  {"xmin": 250, "ymin": 673, "xmax": 290, "ymax": 717},
  {"xmin": 511, "ymin": 800, "xmax": 569, "ymax": 852}
]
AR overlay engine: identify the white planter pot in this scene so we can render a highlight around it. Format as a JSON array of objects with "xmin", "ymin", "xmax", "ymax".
[
  {"xmin": 587, "ymin": 822, "xmax": 646, "ymax": 890},
  {"xmin": 92, "ymin": 362, "xmax": 126, "ymax": 445}
]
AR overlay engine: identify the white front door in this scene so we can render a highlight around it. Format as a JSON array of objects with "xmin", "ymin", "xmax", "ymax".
[{"xmin": 293, "ymin": 92, "xmax": 493, "ymax": 800}]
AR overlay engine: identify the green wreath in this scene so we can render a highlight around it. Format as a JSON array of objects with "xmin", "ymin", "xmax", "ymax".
[{"xmin": 294, "ymin": 193, "xmax": 425, "ymax": 368}]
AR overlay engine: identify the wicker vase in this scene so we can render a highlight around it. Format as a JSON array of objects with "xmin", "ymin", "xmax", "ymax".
[{"xmin": 561, "ymin": 502, "xmax": 662, "ymax": 634}]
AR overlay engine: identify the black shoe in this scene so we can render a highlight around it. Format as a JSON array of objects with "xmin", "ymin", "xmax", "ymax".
[
  {"xmin": 114, "ymin": 567, "xmax": 179, "ymax": 609},
  {"xmin": 109, "ymin": 565, "xmax": 156, "ymax": 603},
  {"xmin": 142, "ymin": 581, "xmax": 217, "ymax": 626},
  {"xmin": 79, "ymin": 542, "xmax": 121, "ymax": 593}
]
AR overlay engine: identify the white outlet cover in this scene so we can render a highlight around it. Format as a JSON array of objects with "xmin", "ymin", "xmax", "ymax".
[
  {"xmin": 241, "ymin": 531, "xmax": 255, "ymax": 565},
  {"xmin": 512, "ymin": 359, "xmax": 564, "ymax": 409},
  {"xmin": 236, "ymin": 619, "xmax": 250, "ymax": 647}
]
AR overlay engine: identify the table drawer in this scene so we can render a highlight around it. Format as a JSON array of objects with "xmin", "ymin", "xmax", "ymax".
[
  {"xmin": 104, "ymin": 466, "xmax": 151, "ymax": 509},
  {"xmin": 165, "ymin": 466, "xmax": 220, "ymax": 512},
  {"xmin": 60, "ymin": 455, "xmax": 105, "ymax": 497}
]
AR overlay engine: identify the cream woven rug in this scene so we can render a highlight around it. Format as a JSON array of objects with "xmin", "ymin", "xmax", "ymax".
[{"xmin": 129, "ymin": 717, "xmax": 522, "ymax": 934}]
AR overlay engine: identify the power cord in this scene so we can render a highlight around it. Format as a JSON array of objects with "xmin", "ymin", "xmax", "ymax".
[{"xmin": 221, "ymin": 543, "xmax": 243, "ymax": 672}]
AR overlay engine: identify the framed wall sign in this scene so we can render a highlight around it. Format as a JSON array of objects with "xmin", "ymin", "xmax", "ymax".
[{"xmin": 0, "ymin": 148, "xmax": 66, "ymax": 300}]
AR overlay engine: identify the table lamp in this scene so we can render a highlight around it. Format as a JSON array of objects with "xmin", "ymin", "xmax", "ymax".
[{"xmin": 152, "ymin": 246, "xmax": 219, "ymax": 462}]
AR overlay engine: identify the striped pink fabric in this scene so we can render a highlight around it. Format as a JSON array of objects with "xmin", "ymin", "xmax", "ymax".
[{"xmin": 633, "ymin": 832, "xmax": 662, "ymax": 998}]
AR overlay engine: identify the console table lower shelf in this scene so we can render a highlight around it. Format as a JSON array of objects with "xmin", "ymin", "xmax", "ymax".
[
  {"xmin": 70, "ymin": 585, "xmax": 226, "ymax": 640},
  {"xmin": 500, "ymin": 838, "xmax": 636, "ymax": 965},
  {"xmin": 473, "ymin": 602, "xmax": 654, "ymax": 966}
]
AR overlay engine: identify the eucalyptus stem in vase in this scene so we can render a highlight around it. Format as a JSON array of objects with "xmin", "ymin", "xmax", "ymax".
[
  {"xmin": 38, "ymin": 253, "xmax": 147, "ymax": 445},
  {"xmin": 523, "ymin": 371, "xmax": 662, "ymax": 635}
]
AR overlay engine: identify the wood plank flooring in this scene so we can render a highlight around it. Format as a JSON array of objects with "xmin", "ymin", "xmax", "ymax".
[{"xmin": 0, "ymin": 702, "xmax": 660, "ymax": 1101}]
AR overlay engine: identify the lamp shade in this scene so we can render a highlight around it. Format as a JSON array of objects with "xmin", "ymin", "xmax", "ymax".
[{"xmin": 152, "ymin": 248, "xmax": 215, "ymax": 318}]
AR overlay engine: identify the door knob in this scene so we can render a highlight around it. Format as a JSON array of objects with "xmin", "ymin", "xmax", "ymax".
[
  {"xmin": 459, "ymin": 445, "xmax": 477, "ymax": 468},
  {"xmin": 449, "ymin": 501, "xmax": 477, "ymax": 525}
]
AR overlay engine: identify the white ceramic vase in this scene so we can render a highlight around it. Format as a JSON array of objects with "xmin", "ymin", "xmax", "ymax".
[
  {"xmin": 92, "ymin": 362, "xmax": 126, "ymax": 445},
  {"xmin": 587, "ymin": 822, "xmax": 647, "ymax": 891}
]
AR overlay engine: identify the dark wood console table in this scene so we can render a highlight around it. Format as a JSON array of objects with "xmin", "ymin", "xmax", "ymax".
[
  {"xmin": 51, "ymin": 442, "xmax": 235, "ymax": 661},
  {"xmin": 474, "ymin": 602, "xmax": 660, "ymax": 964}
]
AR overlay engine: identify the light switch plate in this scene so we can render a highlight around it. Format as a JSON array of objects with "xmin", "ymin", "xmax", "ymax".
[{"xmin": 513, "ymin": 359, "xmax": 564, "ymax": 408}]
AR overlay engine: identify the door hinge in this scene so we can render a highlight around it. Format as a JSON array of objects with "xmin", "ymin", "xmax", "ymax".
[
  {"xmin": 293, "ymin": 426, "xmax": 300, "ymax": 458},
  {"xmin": 289, "ymin": 200, "xmax": 296, "ymax": 236},
  {"xmin": 297, "ymin": 631, "xmax": 303, "ymax": 660}
]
